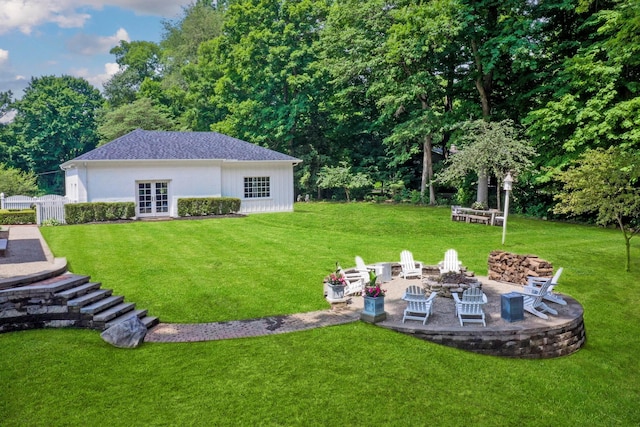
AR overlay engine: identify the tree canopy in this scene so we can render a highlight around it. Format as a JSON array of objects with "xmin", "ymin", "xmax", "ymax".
[
  {"xmin": 0, "ymin": 164, "xmax": 39, "ymax": 196},
  {"xmin": 437, "ymin": 119, "xmax": 536, "ymax": 208},
  {"xmin": 11, "ymin": 75, "xmax": 103, "ymax": 194},
  {"xmin": 0, "ymin": 0, "xmax": 639, "ymax": 236},
  {"xmin": 97, "ymin": 98, "xmax": 178, "ymax": 145}
]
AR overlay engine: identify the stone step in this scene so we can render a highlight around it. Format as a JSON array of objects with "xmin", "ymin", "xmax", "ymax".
[
  {"xmin": 79, "ymin": 294, "xmax": 123, "ymax": 315},
  {"xmin": 56, "ymin": 282, "xmax": 102, "ymax": 300},
  {"xmin": 0, "ymin": 274, "xmax": 90, "ymax": 299},
  {"xmin": 104, "ymin": 309, "xmax": 148, "ymax": 329},
  {"xmin": 27, "ymin": 274, "xmax": 90, "ymax": 293},
  {"xmin": 93, "ymin": 302, "xmax": 136, "ymax": 324},
  {"xmin": 141, "ymin": 316, "xmax": 160, "ymax": 329},
  {"xmin": 68, "ymin": 289, "xmax": 113, "ymax": 309}
]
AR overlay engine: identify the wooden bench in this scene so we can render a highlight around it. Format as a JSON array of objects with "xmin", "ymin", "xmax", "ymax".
[
  {"xmin": 466, "ymin": 214, "xmax": 490, "ymax": 225},
  {"xmin": 0, "ymin": 238, "xmax": 7, "ymax": 256}
]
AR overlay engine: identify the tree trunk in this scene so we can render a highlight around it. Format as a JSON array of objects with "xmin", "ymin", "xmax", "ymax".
[
  {"xmin": 423, "ymin": 135, "xmax": 435, "ymax": 205},
  {"xmin": 471, "ymin": 39, "xmax": 492, "ymax": 120},
  {"xmin": 477, "ymin": 169, "xmax": 489, "ymax": 206},
  {"xmin": 625, "ymin": 235, "xmax": 631, "ymax": 273},
  {"xmin": 419, "ymin": 99, "xmax": 436, "ymax": 205},
  {"xmin": 496, "ymin": 177, "xmax": 502, "ymax": 211},
  {"xmin": 619, "ymin": 216, "xmax": 632, "ymax": 272}
]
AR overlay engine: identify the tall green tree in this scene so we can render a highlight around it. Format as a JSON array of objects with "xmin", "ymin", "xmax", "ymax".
[
  {"xmin": 204, "ymin": 0, "xmax": 332, "ymax": 154},
  {"xmin": 436, "ymin": 119, "xmax": 536, "ymax": 208},
  {"xmin": 315, "ymin": 0, "xmax": 392, "ymax": 196},
  {"xmin": 0, "ymin": 163, "xmax": 39, "ymax": 196},
  {"xmin": 321, "ymin": 0, "xmax": 464, "ymax": 204},
  {"xmin": 185, "ymin": 0, "xmax": 334, "ymax": 197},
  {"xmin": 379, "ymin": 0, "xmax": 463, "ymax": 204},
  {"xmin": 148, "ymin": 0, "xmax": 227, "ymax": 125},
  {"xmin": 0, "ymin": 91, "xmax": 16, "ymax": 165},
  {"xmin": 160, "ymin": 0, "xmax": 226, "ymax": 89},
  {"xmin": 12, "ymin": 75, "xmax": 103, "ymax": 194},
  {"xmin": 103, "ymin": 41, "xmax": 162, "ymax": 107},
  {"xmin": 316, "ymin": 162, "xmax": 372, "ymax": 202},
  {"xmin": 555, "ymin": 147, "xmax": 640, "ymax": 272},
  {"xmin": 97, "ymin": 98, "xmax": 178, "ymax": 145},
  {"xmin": 525, "ymin": 0, "xmax": 631, "ymax": 176}
]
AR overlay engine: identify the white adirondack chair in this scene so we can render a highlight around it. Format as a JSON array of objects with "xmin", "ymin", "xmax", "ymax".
[
  {"xmin": 402, "ymin": 287, "xmax": 437, "ymax": 325},
  {"xmin": 517, "ymin": 277, "xmax": 558, "ymax": 319},
  {"xmin": 400, "ymin": 250, "xmax": 423, "ymax": 280},
  {"xmin": 339, "ymin": 268, "xmax": 367, "ymax": 296},
  {"xmin": 402, "ymin": 285, "xmax": 426, "ymax": 300},
  {"xmin": 355, "ymin": 256, "xmax": 374, "ymax": 275},
  {"xmin": 438, "ymin": 249, "xmax": 463, "ymax": 274},
  {"xmin": 452, "ymin": 287, "xmax": 487, "ymax": 326},
  {"xmin": 524, "ymin": 267, "xmax": 566, "ymax": 305}
]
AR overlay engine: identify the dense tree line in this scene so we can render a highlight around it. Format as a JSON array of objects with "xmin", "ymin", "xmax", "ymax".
[{"xmin": 0, "ymin": 0, "xmax": 638, "ymax": 221}]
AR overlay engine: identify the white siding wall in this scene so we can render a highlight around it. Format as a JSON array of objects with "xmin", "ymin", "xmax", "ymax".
[
  {"xmin": 71, "ymin": 160, "xmax": 222, "ymax": 217},
  {"xmin": 64, "ymin": 169, "xmax": 79, "ymax": 202},
  {"xmin": 221, "ymin": 162, "xmax": 295, "ymax": 213},
  {"xmin": 65, "ymin": 160, "xmax": 296, "ymax": 216}
]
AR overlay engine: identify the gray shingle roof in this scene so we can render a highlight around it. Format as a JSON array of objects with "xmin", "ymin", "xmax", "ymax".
[{"xmin": 70, "ymin": 129, "xmax": 301, "ymax": 162}]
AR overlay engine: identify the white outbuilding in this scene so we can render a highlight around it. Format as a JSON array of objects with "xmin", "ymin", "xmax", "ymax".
[{"xmin": 60, "ymin": 129, "xmax": 302, "ymax": 217}]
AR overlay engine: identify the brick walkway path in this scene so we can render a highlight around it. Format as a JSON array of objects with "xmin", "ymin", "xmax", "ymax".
[{"xmin": 145, "ymin": 310, "xmax": 361, "ymax": 343}]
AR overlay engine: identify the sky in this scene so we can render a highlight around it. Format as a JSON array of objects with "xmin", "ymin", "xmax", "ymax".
[{"xmin": 0, "ymin": 0, "xmax": 194, "ymax": 98}]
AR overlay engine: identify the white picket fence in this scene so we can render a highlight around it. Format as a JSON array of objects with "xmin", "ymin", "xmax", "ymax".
[{"xmin": 0, "ymin": 193, "xmax": 69, "ymax": 225}]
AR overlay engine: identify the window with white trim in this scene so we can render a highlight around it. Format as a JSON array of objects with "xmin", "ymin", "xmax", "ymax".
[{"xmin": 244, "ymin": 176, "xmax": 270, "ymax": 198}]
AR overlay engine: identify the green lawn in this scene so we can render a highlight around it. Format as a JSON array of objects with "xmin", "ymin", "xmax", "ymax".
[{"xmin": 2, "ymin": 203, "xmax": 640, "ymax": 426}]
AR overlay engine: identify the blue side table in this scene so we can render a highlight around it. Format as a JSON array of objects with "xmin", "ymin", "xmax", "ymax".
[{"xmin": 501, "ymin": 292, "xmax": 524, "ymax": 322}]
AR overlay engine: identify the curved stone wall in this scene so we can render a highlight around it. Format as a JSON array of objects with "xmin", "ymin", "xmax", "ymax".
[{"xmin": 389, "ymin": 296, "xmax": 586, "ymax": 359}]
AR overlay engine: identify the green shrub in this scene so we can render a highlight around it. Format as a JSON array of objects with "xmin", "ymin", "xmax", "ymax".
[
  {"xmin": 65, "ymin": 202, "xmax": 135, "ymax": 224},
  {"xmin": 0, "ymin": 209, "xmax": 36, "ymax": 225},
  {"xmin": 41, "ymin": 218, "xmax": 62, "ymax": 226},
  {"xmin": 177, "ymin": 197, "xmax": 241, "ymax": 216}
]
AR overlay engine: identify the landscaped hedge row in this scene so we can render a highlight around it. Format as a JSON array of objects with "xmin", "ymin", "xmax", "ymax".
[
  {"xmin": 65, "ymin": 202, "xmax": 135, "ymax": 225},
  {"xmin": 0, "ymin": 209, "xmax": 36, "ymax": 225},
  {"xmin": 178, "ymin": 197, "xmax": 241, "ymax": 216}
]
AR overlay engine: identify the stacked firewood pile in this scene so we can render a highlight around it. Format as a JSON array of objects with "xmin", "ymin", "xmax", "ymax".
[{"xmin": 487, "ymin": 251, "xmax": 554, "ymax": 285}]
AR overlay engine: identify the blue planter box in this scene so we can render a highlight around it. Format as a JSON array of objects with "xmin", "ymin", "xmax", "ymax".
[
  {"xmin": 501, "ymin": 292, "xmax": 524, "ymax": 322},
  {"xmin": 361, "ymin": 296, "xmax": 386, "ymax": 323}
]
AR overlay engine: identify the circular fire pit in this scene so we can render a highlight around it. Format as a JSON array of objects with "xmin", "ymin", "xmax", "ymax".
[{"xmin": 424, "ymin": 272, "xmax": 481, "ymax": 298}]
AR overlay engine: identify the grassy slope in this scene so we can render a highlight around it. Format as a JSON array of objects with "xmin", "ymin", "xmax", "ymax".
[{"xmin": 1, "ymin": 203, "xmax": 639, "ymax": 426}]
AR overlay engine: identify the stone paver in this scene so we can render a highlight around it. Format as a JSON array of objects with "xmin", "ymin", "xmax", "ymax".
[{"xmin": 145, "ymin": 310, "xmax": 361, "ymax": 343}]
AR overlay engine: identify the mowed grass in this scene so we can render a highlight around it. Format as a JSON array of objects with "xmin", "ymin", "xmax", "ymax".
[{"xmin": 2, "ymin": 202, "xmax": 640, "ymax": 426}]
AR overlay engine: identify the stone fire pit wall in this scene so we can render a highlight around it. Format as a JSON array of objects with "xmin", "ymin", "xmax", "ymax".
[{"xmin": 488, "ymin": 251, "xmax": 554, "ymax": 285}]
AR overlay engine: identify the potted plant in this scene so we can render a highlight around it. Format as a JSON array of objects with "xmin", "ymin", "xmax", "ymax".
[
  {"xmin": 361, "ymin": 270, "xmax": 387, "ymax": 323},
  {"xmin": 325, "ymin": 262, "xmax": 346, "ymax": 300}
]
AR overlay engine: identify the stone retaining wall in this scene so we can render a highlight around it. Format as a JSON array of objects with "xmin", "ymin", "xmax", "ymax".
[
  {"xmin": 394, "ymin": 296, "xmax": 586, "ymax": 359},
  {"xmin": 0, "ymin": 287, "xmax": 81, "ymax": 332}
]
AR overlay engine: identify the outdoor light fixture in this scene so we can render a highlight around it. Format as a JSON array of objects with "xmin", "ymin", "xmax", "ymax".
[{"xmin": 502, "ymin": 172, "xmax": 513, "ymax": 245}]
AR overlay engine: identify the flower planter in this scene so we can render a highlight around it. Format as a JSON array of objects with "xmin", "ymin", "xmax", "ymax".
[
  {"xmin": 361, "ymin": 295, "xmax": 386, "ymax": 323},
  {"xmin": 326, "ymin": 283, "xmax": 345, "ymax": 301}
]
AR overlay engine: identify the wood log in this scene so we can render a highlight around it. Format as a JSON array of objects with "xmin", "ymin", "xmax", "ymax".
[{"xmin": 487, "ymin": 251, "xmax": 554, "ymax": 285}]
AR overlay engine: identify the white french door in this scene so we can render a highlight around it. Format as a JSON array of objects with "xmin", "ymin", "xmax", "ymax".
[{"xmin": 136, "ymin": 181, "xmax": 169, "ymax": 217}]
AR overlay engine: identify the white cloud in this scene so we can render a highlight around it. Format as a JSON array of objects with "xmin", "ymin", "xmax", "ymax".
[
  {"xmin": 66, "ymin": 28, "xmax": 130, "ymax": 56},
  {"xmin": 0, "ymin": 1, "xmax": 91, "ymax": 35},
  {"xmin": 0, "ymin": 49, "xmax": 9, "ymax": 66},
  {"xmin": 0, "ymin": 1, "xmax": 190, "ymax": 35},
  {"xmin": 71, "ymin": 62, "xmax": 120, "ymax": 90},
  {"xmin": 93, "ymin": 0, "xmax": 188, "ymax": 17}
]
